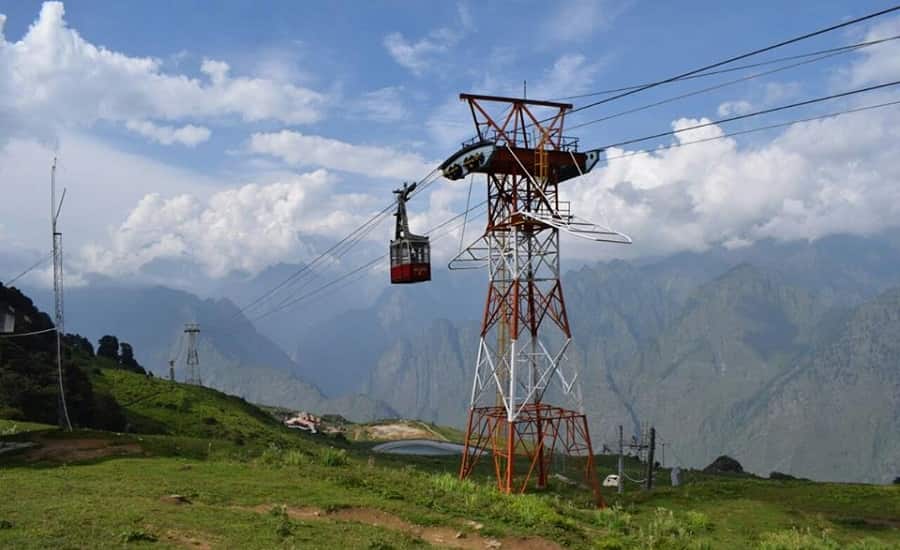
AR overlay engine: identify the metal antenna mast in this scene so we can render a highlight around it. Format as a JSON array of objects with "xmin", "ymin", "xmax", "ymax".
[
  {"xmin": 183, "ymin": 323, "xmax": 201, "ymax": 385},
  {"xmin": 447, "ymin": 93, "xmax": 630, "ymax": 506},
  {"xmin": 51, "ymin": 158, "xmax": 72, "ymax": 431}
]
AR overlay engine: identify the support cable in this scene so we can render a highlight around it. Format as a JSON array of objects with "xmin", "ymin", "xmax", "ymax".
[
  {"xmin": 232, "ymin": 167, "xmax": 444, "ymax": 320},
  {"xmin": 556, "ymin": 34, "xmax": 900, "ymax": 101},
  {"xmin": 567, "ymin": 4, "xmax": 900, "ymax": 116},
  {"xmin": 253, "ymin": 201, "xmax": 488, "ymax": 321},
  {"xmin": 0, "ymin": 327, "xmax": 57, "ymax": 338},
  {"xmin": 568, "ymin": 36, "xmax": 900, "ymax": 130},
  {"xmin": 459, "ymin": 174, "xmax": 475, "ymax": 253},
  {"xmin": 591, "ymin": 79, "xmax": 900, "ymax": 150},
  {"xmin": 3, "ymin": 252, "xmax": 52, "ymax": 286},
  {"xmin": 598, "ymin": 98, "xmax": 900, "ymax": 163}
]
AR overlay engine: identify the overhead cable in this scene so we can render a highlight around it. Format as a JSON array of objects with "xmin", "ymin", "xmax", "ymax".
[
  {"xmin": 567, "ymin": 35, "xmax": 900, "ymax": 129},
  {"xmin": 593, "ymin": 79, "xmax": 900, "ymax": 150},
  {"xmin": 3, "ymin": 253, "xmax": 52, "ymax": 286},
  {"xmin": 556, "ymin": 34, "xmax": 900, "ymax": 101},
  {"xmin": 567, "ymin": 4, "xmax": 900, "ymax": 116},
  {"xmin": 598, "ymin": 98, "xmax": 900, "ymax": 163}
]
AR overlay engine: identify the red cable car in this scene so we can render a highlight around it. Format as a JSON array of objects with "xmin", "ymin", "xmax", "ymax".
[{"xmin": 390, "ymin": 182, "xmax": 431, "ymax": 284}]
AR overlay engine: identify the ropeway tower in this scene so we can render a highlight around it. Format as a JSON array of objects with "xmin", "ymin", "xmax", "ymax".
[{"xmin": 444, "ymin": 93, "xmax": 631, "ymax": 505}]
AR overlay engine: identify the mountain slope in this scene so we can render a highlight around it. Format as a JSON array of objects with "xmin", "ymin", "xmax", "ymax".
[
  {"xmin": 725, "ymin": 287, "xmax": 900, "ymax": 483},
  {"xmin": 33, "ymin": 284, "xmax": 395, "ymax": 422}
]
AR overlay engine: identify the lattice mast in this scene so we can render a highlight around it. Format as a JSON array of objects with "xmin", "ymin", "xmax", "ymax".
[
  {"xmin": 50, "ymin": 158, "xmax": 72, "ymax": 431},
  {"xmin": 452, "ymin": 94, "xmax": 609, "ymax": 504},
  {"xmin": 183, "ymin": 323, "xmax": 201, "ymax": 385}
]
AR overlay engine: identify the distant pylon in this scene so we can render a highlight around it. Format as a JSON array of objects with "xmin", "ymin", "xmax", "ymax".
[{"xmin": 183, "ymin": 323, "xmax": 201, "ymax": 385}]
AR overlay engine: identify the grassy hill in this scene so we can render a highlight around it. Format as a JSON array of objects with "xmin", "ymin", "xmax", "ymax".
[
  {"xmin": 89, "ymin": 366, "xmax": 293, "ymax": 445},
  {"xmin": 1, "ymin": 367, "xmax": 898, "ymax": 549}
]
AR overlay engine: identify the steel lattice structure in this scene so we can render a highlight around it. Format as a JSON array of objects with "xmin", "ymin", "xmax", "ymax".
[
  {"xmin": 184, "ymin": 323, "xmax": 201, "ymax": 385},
  {"xmin": 448, "ymin": 94, "xmax": 629, "ymax": 505}
]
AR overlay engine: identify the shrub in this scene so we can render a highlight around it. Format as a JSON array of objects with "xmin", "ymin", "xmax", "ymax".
[
  {"xmin": 595, "ymin": 506, "xmax": 633, "ymax": 535},
  {"xmin": 684, "ymin": 511, "xmax": 712, "ymax": 534},
  {"xmin": 269, "ymin": 505, "xmax": 293, "ymax": 538},
  {"xmin": 120, "ymin": 529, "xmax": 158, "ymax": 543},
  {"xmin": 318, "ymin": 447, "xmax": 349, "ymax": 467},
  {"xmin": 282, "ymin": 449, "xmax": 308, "ymax": 467},
  {"xmin": 757, "ymin": 528, "xmax": 840, "ymax": 550},
  {"xmin": 507, "ymin": 494, "xmax": 561, "ymax": 526},
  {"xmin": 635, "ymin": 508, "xmax": 713, "ymax": 549},
  {"xmin": 258, "ymin": 443, "xmax": 284, "ymax": 465},
  {"xmin": 846, "ymin": 539, "xmax": 893, "ymax": 550}
]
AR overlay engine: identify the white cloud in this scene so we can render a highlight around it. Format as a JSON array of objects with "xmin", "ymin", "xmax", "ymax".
[
  {"xmin": 383, "ymin": 28, "xmax": 460, "ymax": 75},
  {"xmin": 125, "ymin": 120, "xmax": 211, "ymax": 147},
  {"xmin": 563, "ymin": 104, "xmax": 900, "ymax": 259},
  {"xmin": 717, "ymin": 100, "xmax": 753, "ymax": 117},
  {"xmin": 81, "ymin": 170, "xmax": 384, "ymax": 278},
  {"xmin": 0, "ymin": 133, "xmax": 217, "ymax": 248},
  {"xmin": 540, "ymin": 0, "xmax": 627, "ymax": 44},
  {"xmin": 531, "ymin": 53, "xmax": 604, "ymax": 99},
  {"xmin": 0, "ymin": 2, "xmax": 326, "ymax": 147},
  {"xmin": 848, "ymin": 17, "xmax": 900, "ymax": 87},
  {"xmin": 248, "ymin": 130, "xmax": 434, "ymax": 180},
  {"xmin": 382, "ymin": 5, "xmax": 476, "ymax": 76},
  {"xmin": 355, "ymin": 86, "xmax": 410, "ymax": 123}
]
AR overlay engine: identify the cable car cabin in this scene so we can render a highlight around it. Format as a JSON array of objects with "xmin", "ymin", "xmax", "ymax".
[
  {"xmin": 390, "ymin": 236, "xmax": 430, "ymax": 284},
  {"xmin": 390, "ymin": 182, "xmax": 431, "ymax": 284}
]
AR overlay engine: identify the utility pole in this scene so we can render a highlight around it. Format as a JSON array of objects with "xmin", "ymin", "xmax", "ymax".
[
  {"xmin": 618, "ymin": 425, "xmax": 624, "ymax": 494},
  {"xmin": 50, "ymin": 158, "xmax": 72, "ymax": 431},
  {"xmin": 645, "ymin": 427, "xmax": 656, "ymax": 490}
]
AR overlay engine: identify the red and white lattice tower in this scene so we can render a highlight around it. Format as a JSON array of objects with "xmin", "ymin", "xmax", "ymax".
[{"xmin": 446, "ymin": 94, "xmax": 630, "ymax": 506}]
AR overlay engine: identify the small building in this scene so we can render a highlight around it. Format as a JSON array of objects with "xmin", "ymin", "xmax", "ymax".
[
  {"xmin": 0, "ymin": 301, "xmax": 14, "ymax": 334},
  {"xmin": 284, "ymin": 411, "xmax": 321, "ymax": 434}
]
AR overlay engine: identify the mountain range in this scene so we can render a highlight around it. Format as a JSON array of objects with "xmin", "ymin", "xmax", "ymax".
[{"xmin": 23, "ymin": 229, "xmax": 900, "ymax": 482}]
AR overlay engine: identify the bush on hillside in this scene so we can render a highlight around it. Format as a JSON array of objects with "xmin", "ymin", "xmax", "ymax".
[
  {"xmin": 97, "ymin": 335, "xmax": 119, "ymax": 361},
  {"xmin": 703, "ymin": 455, "xmax": 744, "ymax": 474}
]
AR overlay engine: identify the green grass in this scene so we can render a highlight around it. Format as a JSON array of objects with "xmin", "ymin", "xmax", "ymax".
[
  {"xmin": 88, "ymin": 366, "xmax": 324, "ymax": 448},
  {"xmin": 0, "ymin": 418, "xmax": 55, "ymax": 436},
  {"xmin": 1, "ymin": 367, "xmax": 898, "ymax": 549}
]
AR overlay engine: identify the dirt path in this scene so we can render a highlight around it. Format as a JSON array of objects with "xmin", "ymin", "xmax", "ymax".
[
  {"xmin": 24, "ymin": 437, "xmax": 143, "ymax": 463},
  {"xmin": 366, "ymin": 423, "xmax": 438, "ymax": 441},
  {"xmin": 243, "ymin": 504, "xmax": 561, "ymax": 549}
]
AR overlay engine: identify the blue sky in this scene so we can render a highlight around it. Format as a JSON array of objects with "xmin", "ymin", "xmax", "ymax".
[{"xmin": 1, "ymin": 1, "xmax": 899, "ymax": 295}]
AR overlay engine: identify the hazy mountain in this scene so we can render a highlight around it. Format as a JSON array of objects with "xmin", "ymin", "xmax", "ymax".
[
  {"xmin": 297, "ymin": 230, "xmax": 900, "ymax": 482},
  {"xmin": 725, "ymin": 287, "xmax": 900, "ymax": 483},
  {"xmin": 26, "ymin": 284, "xmax": 396, "ymax": 422}
]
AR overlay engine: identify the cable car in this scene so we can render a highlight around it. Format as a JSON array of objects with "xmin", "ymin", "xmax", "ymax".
[{"xmin": 390, "ymin": 182, "xmax": 431, "ymax": 284}]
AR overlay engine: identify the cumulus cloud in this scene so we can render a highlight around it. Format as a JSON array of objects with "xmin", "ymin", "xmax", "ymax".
[
  {"xmin": 81, "ymin": 170, "xmax": 383, "ymax": 278},
  {"xmin": 248, "ymin": 130, "xmax": 434, "ymax": 180},
  {"xmin": 847, "ymin": 17, "xmax": 900, "ymax": 87},
  {"xmin": 0, "ymin": 2, "xmax": 325, "ymax": 147},
  {"xmin": 563, "ymin": 104, "xmax": 900, "ymax": 259},
  {"xmin": 125, "ymin": 120, "xmax": 211, "ymax": 147}
]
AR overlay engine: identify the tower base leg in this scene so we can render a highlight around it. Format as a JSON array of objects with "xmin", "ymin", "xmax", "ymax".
[{"xmin": 459, "ymin": 403, "xmax": 606, "ymax": 508}]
